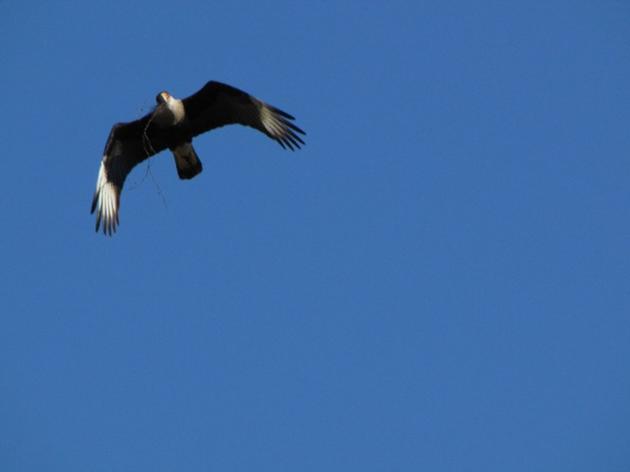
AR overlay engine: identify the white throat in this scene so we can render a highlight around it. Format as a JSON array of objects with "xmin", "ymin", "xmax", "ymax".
[{"xmin": 166, "ymin": 96, "xmax": 185, "ymax": 124}]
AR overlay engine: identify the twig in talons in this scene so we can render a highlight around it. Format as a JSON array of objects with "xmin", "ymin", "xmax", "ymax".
[
  {"xmin": 128, "ymin": 110, "xmax": 167, "ymax": 209},
  {"xmin": 142, "ymin": 113, "xmax": 158, "ymax": 157}
]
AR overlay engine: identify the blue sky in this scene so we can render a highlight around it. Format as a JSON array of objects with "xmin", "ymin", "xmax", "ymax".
[{"xmin": 1, "ymin": 1, "xmax": 630, "ymax": 470}]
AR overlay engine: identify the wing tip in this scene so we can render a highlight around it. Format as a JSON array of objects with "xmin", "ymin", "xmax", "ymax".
[
  {"xmin": 262, "ymin": 105, "xmax": 307, "ymax": 150},
  {"xmin": 92, "ymin": 162, "xmax": 120, "ymax": 236}
]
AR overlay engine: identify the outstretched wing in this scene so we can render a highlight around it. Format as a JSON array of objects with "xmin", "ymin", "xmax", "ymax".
[
  {"xmin": 182, "ymin": 81, "xmax": 306, "ymax": 150},
  {"xmin": 91, "ymin": 116, "xmax": 166, "ymax": 235}
]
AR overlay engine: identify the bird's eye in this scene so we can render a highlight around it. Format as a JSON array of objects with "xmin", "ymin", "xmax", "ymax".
[{"xmin": 156, "ymin": 93, "xmax": 165, "ymax": 104}]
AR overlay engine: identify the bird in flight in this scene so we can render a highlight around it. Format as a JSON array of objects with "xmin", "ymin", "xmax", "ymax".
[{"xmin": 91, "ymin": 80, "xmax": 306, "ymax": 235}]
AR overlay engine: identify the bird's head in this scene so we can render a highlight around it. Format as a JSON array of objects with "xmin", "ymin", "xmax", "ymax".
[{"xmin": 156, "ymin": 91, "xmax": 171, "ymax": 105}]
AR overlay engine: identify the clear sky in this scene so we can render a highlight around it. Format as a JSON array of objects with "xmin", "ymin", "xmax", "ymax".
[{"xmin": 1, "ymin": 1, "xmax": 629, "ymax": 471}]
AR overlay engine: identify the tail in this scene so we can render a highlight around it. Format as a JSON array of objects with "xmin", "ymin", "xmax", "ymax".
[{"xmin": 172, "ymin": 142, "xmax": 203, "ymax": 179}]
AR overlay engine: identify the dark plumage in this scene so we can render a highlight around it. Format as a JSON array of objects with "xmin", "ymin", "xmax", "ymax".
[{"xmin": 91, "ymin": 81, "xmax": 305, "ymax": 235}]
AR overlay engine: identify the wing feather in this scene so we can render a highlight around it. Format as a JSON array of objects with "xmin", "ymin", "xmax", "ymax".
[
  {"xmin": 182, "ymin": 81, "xmax": 306, "ymax": 150},
  {"xmin": 91, "ymin": 116, "xmax": 169, "ymax": 235}
]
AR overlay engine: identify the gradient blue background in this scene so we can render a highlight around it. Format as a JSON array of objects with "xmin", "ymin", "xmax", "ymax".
[{"xmin": 1, "ymin": 1, "xmax": 630, "ymax": 470}]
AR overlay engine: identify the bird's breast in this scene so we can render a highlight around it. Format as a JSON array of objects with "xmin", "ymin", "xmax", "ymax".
[
  {"xmin": 152, "ymin": 99, "xmax": 186, "ymax": 128},
  {"xmin": 169, "ymin": 99, "xmax": 185, "ymax": 124}
]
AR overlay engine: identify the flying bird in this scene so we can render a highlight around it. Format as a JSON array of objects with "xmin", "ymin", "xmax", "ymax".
[{"xmin": 91, "ymin": 80, "xmax": 306, "ymax": 235}]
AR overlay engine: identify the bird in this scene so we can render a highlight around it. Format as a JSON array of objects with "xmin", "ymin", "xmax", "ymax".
[{"xmin": 91, "ymin": 80, "xmax": 306, "ymax": 235}]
